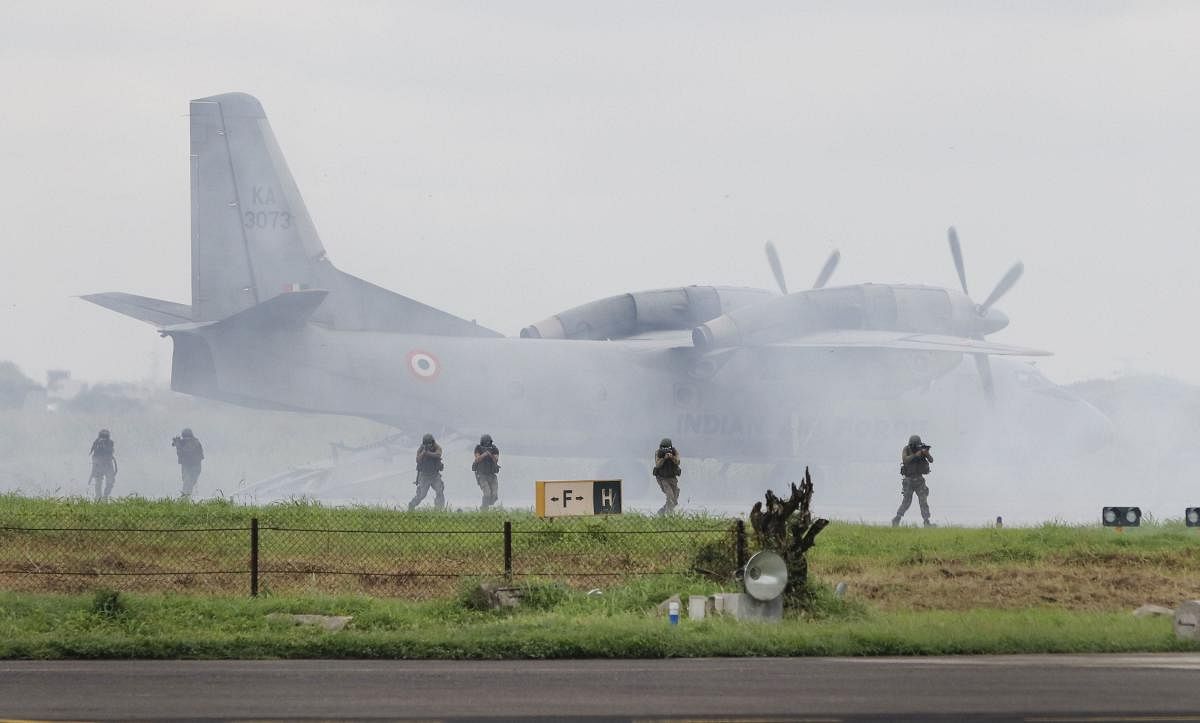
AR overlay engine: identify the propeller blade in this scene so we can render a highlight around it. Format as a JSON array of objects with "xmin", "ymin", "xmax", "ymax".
[
  {"xmin": 765, "ymin": 242, "xmax": 788, "ymax": 295},
  {"xmin": 979, "ymin": 261, "xmax": 1024, "ymax": 313},
  {"xmin": 973, "ymin": 353, "xmax": 995, "ymax": 402},
  {"xmin": 948, "ymin": 226, "xmax": 968, "ymax": 295},
  {"xmin": 812, "ymin": 250, "xmax": 840, "ymax": 289}
]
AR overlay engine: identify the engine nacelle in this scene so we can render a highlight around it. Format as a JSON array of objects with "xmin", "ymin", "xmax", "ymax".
[
  {"xmin": 521, "ymin": 286, "xmax": 773, "ymax": 340},
  {"xmin": 692, "ymin": 284, "xmax": 974, "ymax": 349}
]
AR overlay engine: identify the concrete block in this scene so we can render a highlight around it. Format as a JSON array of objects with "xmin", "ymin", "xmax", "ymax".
[
  {"xmin": 265, "ymin": 613, "xmax": 353, "ymax": 631},
  {"xmin": 1175, "ymin": 600, "xmax": 1200, "ymax": 641},
  {"xmin": 478, "ymin": 581, "xmax": 523, "ymax": 609},
  {"xmin": 1132, "ymin": 604, "xmax": 1174, "ymax": 618},
  {"xmin": 710, "ymin": 592, "xmax": 782, "ymax": 622},
  {"xmin": 688, "ymin": 595, "xmax": 707, "ymax": 621}
]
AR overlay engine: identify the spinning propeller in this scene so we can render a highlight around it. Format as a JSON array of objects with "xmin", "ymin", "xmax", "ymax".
[
  {"xmin": 947, "ymin": 226, "xmax": 1025, "ymax": 401},
  {"xmin": 764, "ymin": 242, "xmax": 840, "ymax": 295}
]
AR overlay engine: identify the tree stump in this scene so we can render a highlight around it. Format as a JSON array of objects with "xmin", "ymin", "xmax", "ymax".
[{"xmin": 748, "ymin": 466, "xmax": 829, "ymax": 601}]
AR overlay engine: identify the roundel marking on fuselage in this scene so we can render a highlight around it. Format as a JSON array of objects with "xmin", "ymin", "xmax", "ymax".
[{"xmin": 407, "ymin": 350, "xmax": 441, "ymax": 381}]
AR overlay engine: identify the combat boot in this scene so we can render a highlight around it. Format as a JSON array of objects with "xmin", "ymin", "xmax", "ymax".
[{"xmin": 923, "ymin": 519, "xmax": 936, "ymax": 528}]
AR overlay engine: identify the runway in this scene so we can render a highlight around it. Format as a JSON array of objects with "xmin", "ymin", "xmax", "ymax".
[{"xmin": 3, "ymin": 654, "xmax": 1200, "ymax": 721}]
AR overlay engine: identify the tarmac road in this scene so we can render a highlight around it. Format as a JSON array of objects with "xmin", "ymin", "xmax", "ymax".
[{"xmin": 2, "ymin": 655, "xmax": 1200, "ymax": 721}]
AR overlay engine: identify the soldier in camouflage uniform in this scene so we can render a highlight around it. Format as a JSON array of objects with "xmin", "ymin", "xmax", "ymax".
[
  {"xmin": 172, "ymin": 428, "xmax": 205, "ymax": 498},
  {"xmin": 893, "ymin": 434, "xmax": 934, "ymax": 527},
  {"xmin": 472, "ymin": 433, "xmax": 501, "ymax": 509},
  {"xmin": 89, "ymin": 429, "xmax": 117, "ymax": 502},
  {"xmin": 653, "ymin": 438, "xmax": 681, "ymax": 516},
  {"xmin": 408, "ymin": 433, "xmax": 445, "ymax": 511}
]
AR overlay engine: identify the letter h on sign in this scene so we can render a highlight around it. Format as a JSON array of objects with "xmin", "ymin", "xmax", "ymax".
[{"xmin": 593, "ymin": 481, "xmax": 622, "ymax": 515}]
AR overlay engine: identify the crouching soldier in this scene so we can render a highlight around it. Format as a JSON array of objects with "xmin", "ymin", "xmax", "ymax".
[
  {"xmin": 472, "ymin": 433, "xmax": 501, "ymax": 509},
  {"xmin": 89, "ymin": 428, "xmax": 117, "ymax": 501},
  {"xmin": 409, "ymin": 433, "xmax": 445, "ymax": 511},
  {"xmin": 653, "ymin": 438, "xmax": 681, "ymax": 516},
  {"xmin": 172, "ymin": 428, "xmax": 205, "ymax": 498}
]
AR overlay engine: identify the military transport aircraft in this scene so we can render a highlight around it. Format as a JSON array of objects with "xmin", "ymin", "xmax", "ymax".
[{"xmin": 83, "ymin": 92, "xmax": 1111, "ymax": 493}]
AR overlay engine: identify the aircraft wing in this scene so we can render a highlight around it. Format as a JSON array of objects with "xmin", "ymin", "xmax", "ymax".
[{"xmin": 764, "ymin": 330, "xmax": 1051, "ymax": 356}]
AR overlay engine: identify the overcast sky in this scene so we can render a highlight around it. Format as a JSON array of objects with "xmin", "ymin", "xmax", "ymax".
[{"xmin": 2, "ymin": 1, "xmax": 1198, "ymax": 386}]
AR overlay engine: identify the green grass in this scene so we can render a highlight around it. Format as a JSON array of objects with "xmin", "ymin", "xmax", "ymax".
[
  {"xmin": 3, "ymin": 496, "xmax": 1199, "ymax": 609},
  {"xmin": 3, "ymin": 497, "xmax": 1199, "ymax": 659},
  {"xmin": 1, "ymin": 587, "xmax": 1195, "ymax": 659},
  {"xmin": 817, "ymin": 520, "xmax": 1200, "ymax": 566}
]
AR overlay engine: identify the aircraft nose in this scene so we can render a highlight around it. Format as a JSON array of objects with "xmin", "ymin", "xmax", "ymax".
[{"xmin": 979, "ymin": 307, "xmax": 1009, "ymax": 335}]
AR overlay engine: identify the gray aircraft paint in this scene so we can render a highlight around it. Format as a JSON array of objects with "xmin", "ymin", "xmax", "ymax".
[{"xmin": 84, "ymin": 93, "xmax": 1112, "ymax": 491}]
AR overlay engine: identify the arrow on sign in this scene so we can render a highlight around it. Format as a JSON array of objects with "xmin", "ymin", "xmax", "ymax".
[{"xmin": 550, "ymin": 491, "xmax": 585, "ymax": 508}]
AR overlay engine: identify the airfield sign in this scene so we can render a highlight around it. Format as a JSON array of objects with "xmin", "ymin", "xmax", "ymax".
[{"xmin": 536, "ymin": 480, "xmax": 622, "ymax": 518}]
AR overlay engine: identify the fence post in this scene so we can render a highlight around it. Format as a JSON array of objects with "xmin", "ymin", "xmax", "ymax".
[
  {"xmin": 734, "ymin": 518, "xmax": 747, "ymax": 570},
  {"xmin": 503, "ymin": 520, "xmax": 513, "ymax": 581},
  {"xmin": 250, "ymin": 517, "xmax": 259, "ymax": 597}
]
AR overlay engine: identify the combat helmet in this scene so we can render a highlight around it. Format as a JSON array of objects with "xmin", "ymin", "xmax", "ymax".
[
  {"xmin": 422, "ymin": 433, "xmax": 435, "ymax": 444},
  {"xmin": 98, "ymin": 429, "xmax": 110, "ymax": 439},
  {"xmin": 480, "ymin": 434, "xmax": 493, "ymax": 445},
  {"xmin": 660, "ymin": 438, "xmax": 673, "ymax": 448},
  {"xmin": 181, "ymin": 428, "xmax": 194, "ymax": 438},
  {"xmin": 909, "ymin": 434, "xmax": 922, "ymax": 446}
]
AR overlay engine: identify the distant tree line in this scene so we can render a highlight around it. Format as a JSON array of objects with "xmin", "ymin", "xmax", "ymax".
[{"xmin": 0, "ymin": 361, "xmax": 41, "ymax": 409}]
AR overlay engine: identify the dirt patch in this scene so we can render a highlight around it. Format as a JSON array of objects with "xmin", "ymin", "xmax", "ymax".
[{"xmin": 826, "ymin": 559, "xmax": 1200, "ymax": 611}]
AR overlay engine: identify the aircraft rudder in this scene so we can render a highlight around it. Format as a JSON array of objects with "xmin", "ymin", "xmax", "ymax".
[{"xmin": 189, "ymin": 92, "xmax": 324, "ymax": 321}]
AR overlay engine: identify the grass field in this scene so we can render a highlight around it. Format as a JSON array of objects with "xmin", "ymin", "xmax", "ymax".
[
  {"xmin": 2, "ymin": 496, "xmax": 1199, "ymax": 659},
  {"xmin": 3, "ymin": 495, "xmax": 1199, "ymax": 610},
  {"xmin": 1, "ymin": 586, "xmax": 1196, "ymax": 660}
]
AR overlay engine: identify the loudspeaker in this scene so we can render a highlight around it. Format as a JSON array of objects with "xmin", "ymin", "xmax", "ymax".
[
  {"xmin": 1102, "ymin": 506, "xmax": 1141, "ymax": 527},
  {"xmin": 743, "ymin": 550, "xmax": 788, "ymax": 601}
]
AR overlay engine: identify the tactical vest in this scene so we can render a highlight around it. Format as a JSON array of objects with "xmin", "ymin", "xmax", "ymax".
[
  {"xmin": 472, "ymin": 444, "xmax": 500, "ymax": 474},
  {"xmin": 92, "ymin": 438, "xmax": 114, "ymax": 460},
  {"xmin": 177, "ymin": 438, "xmax": 203, "ymax": 466},
  {"xmin": 417, "ymin": 446, "xmax": 443, "ymax": 474},
  {"xmin": 655, "ymin": 448, "xmax": 681, "ymax": 478},
  {"xmin": 900, "ymin": 446, "xmax": 930, "ymax": 477}
]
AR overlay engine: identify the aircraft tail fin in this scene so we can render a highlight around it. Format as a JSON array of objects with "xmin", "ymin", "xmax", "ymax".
[
  {"xmin": 80, "ymin": 292, "xmax": 193, "ymax": 327},
  {"xmin": 190, "ymin": 92, "xmax": 499, "ymax": 337}
]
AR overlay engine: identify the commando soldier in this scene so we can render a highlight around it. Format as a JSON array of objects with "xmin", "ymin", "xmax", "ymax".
[
  {"xmin": 893, "ymin": 434, "xmax": 934, "ymax": 527},
  {"xmin": 652, "ymin": 438, "xmax": 681, "ymax": 516},
  {"xmin": 172, "ymin": 428, "xmax": 205, "ymax": 498},
  {"xmin": 472, "ymin": 434, "xmax": 501, "ymax": 509},
  {"xmin": 89, "ymin": 429, "xmax": 117, "ymax": 501},
  {"xmin": 409, "ymin": 433, "xmax": 445, "ymax": 511}
]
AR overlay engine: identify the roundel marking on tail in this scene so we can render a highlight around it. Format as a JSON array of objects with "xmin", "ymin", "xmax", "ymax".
[{"xmin": 407, "ymin": 350, "xmax": 441, "ymax": 381}]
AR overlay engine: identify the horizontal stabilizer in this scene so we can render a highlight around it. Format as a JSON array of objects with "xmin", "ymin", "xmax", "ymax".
[
  {"xmin": 765, "ymin": 330, "xmax": 1051, "ymax": 356},
  {"xmin": 81, "ymin": 292, "xmax": 193, "ymax": 326},
  {"xmin": 163, "ymin": 289, "xmax": 328, "ymax": 334}
]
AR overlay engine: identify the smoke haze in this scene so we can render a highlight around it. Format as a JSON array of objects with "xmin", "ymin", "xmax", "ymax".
[
  {"xmin": 2, "ymin": 3, "xmax": 1199, "ymax": 523},
  {"xmin": 3, "ymin": 2, "xmax": 1200, "ymax": 384}
]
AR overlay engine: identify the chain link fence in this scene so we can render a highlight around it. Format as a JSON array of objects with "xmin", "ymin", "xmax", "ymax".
[{"xmin": 0, "ymin": 511, "xmax": 743, "ymax": 598}]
